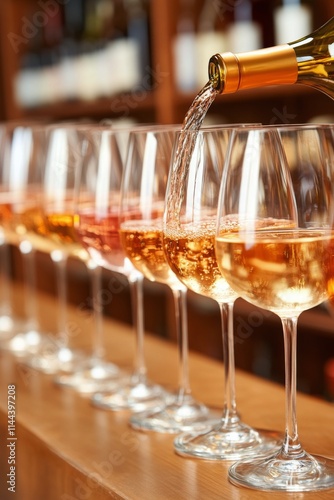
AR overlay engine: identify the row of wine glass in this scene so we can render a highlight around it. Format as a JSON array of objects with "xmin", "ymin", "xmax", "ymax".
[{"xmin": 1, "ymin": 121, "xmax": 334, "ymax": 493}]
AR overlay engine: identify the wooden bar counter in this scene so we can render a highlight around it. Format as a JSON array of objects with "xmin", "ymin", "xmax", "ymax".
[{"xmin": 0, "ymin": 286, "xmax": 333, "ymax": 500}]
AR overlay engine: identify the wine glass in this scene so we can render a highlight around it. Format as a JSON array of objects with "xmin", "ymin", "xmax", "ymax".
[
  {"xmin": 0, "ymin": 123, "xmax": 49, "ymax": 354},
  {"xmin": 52, "ymin": 125, "xmax": 124, "ymax": 393},
  {"xmin": 54, "ymin": 255, "xmax": 123, "ymax": 393},
  {"xmin": 0, "ymin": 123, "xmax": 26, "ymax": 340},
  {"xmin": 0, "ymin": 122, "xmax": 18, "ymax": 339},
  {"xmin": 120, "ymin": 127, "xmax": 220, "ymax": 433},
  {"xmin": 163, "ymin": 126, "xmax": 282, "ymax": 458},
  {"xmin": 24, "ymin": 124, "xmax": 93, "ymax": 374},
  {"xmin": 216, "ymin": 124, "xmax": 334, "ymax": 491},
  {"xmin": 0, "ymin": 228, "xmax": 16, "ymax": 339},
  {"xmin": 76, "ymin": 126, "xmax": 167, "ymax": 411}
]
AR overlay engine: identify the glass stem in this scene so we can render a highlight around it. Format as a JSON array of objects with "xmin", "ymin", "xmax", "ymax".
[
  {"xmin": 0, "ymin": 236, "xmax": 13, "ymax": 322},
  {"xmin": 219, "ymin": 300, "xmax": 239, "ymax": 425},
  {"xmin": 171, "ymin": 286, "xmax": 191, "ymax": 402},
  {"xmin": 128, "ymin": 271, "xmax": 147, "ymax": 384},
  {"xmin": 19, "ymin": 240, "xmax": 38, "ymax": 334},
  {"xmin": 51, "ymin": 251, "xmax": 68, "ymax": 349},
  {"xmin": 87, "ymin": 261, "xmax": 105, "ymax": 361},
  {"xmin": 281, "ymin": 316, "xmax": 303, "ymax": 458}
]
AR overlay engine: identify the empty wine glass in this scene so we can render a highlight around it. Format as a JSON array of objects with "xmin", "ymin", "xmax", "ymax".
[
  {"xmin": 120, "ymin": 127, "xmax": 220, "ymax": 432},
  {"xmin": 163, "ymin": 126, "xmax": 282, "ymax": 458},
  {"xmin": 76, "ymin": 127, "xmax": 167, "ymax": 411},
  {"xmin": 216, "ymin": 124, "xmax": 334, "ymax": 491}
]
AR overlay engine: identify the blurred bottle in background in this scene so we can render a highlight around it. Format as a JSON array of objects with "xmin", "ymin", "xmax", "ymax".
[
  {"xmin": 273, "ymin": 0, "xmax": 312, "ymax": 44},
  {"xmin": 226, "ymin": 0, "xmax": 263, "ymax": 53},
  {"xmin": 173, "ymin": 0, "xmax": 197, "ymax": 92},
  {"xmin": 14, "ymin": 0, "xmax": 151, "ymax": 108},
  {"xmin": 195, "ymin": 0, "xmax": 228, "ymax": 89}
]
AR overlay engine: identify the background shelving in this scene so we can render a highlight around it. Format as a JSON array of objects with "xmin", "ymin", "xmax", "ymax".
[{"xmin": 0, "ymin": 0, "xmax": 334, "ymax": 124}]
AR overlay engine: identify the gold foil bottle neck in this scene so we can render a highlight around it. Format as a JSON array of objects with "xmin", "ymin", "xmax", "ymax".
[{"xmin": 209, "ymin": 45, "xmax": 298, "ymax": 94}]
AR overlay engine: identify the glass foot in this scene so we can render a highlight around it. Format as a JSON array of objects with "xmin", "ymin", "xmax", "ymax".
[
  {"xmin": 25, "ymin": 339, "xmax": 87, "ymax": 374},
  {"xmin": 0, "ymin": 329, "xmax": 42, "ymax": 356},
  {"xmin": 54, "ymin": 359, "xmax": 129, "ymax": 394},
  {"xmin": 91, "ymin": 375, "xmax": 168, "ymax": 413},
  {"xmin": 174, "ymin": 420, "xmax": 282, "ymax": 461},
  {"xmin": 0, "ymin": 314, "xmax": 19, "ymax": 337},
  {"xmin": 130, "ymin": 393, "xmax": 221, "ymax": 434},
  {"xmin": 228, "ymin": 449, "xmax": 334, "ymax": 492}
]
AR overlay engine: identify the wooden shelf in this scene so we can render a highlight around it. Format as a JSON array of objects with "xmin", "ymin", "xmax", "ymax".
[
  {"xmin": 1, "ymin": 1, "xmax": 334, "ymax": 124},
  {"xmin": 20, "ymin": 91, "xmax": 156, "ymax": 121},
  {"xmin": 0, "ymin": 0, "xmax": 176, "ymax": 123}
]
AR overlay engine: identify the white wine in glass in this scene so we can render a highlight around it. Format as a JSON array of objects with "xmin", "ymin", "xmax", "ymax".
[
  {"xmin": 76, "ymin": 127, "xmax": 167, "ymax": 412},
  {"xmin": 164, "ymin": 126, "xmax": 282, "ymax": 459},
  {"xmin": 0, "ymin": 124, "xmax": 52, "ymax": 355},
  {"xmin": 216, "ymin": 125, "xmax": 334, "ymax": 491},
  {"xmin": 25, "ymin": 125, "xmax": 90, "ymax": 374},
  {"xmin": 120, "ymin": 127, "xmax": 220, "ymax": 433}
]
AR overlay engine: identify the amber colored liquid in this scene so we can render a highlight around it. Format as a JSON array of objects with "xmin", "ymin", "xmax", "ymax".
[
  {"xmin": 44, "ymin": 212, "xmax": 88, "ymax": 260},
  {"xmin": 0, "ymin": 202, "xmax": 17, "ymax": 244},
  {"xmin": 77, "ymin": 212, "xmax": 130, "ymax": 274},
  {"xmin": 120, "ymin": 222, "xmax": 183, "ymax": 288},
  {"xmin": 9, "ymin": 205, "xmax": 56, "ymax": 252},
  {"xmin": 18, "ymin": 205, "xmax": 47, "ymax": 237},
  {"xmin": 164, "ymin": 220, "xmax": 238, "ymax": 303},
  {"xmin": 44, "ymin": 213, "xmax": 77, "ymax": 245},
  {"xmin": 0, "ymin": 203, "xmax": 12, "ymax": 227},
  {"xmin": 216, "ymin": 228, "xmax": 333, "ymax": 317},
  {"xmin": 0, "ymin": 198, "xmax": 51, "ymax": 250},
  {"xmin": 323, "ymin": 236, "xmax": 334, "ymax": 309}
]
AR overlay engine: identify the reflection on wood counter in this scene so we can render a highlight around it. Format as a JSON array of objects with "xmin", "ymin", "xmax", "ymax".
[{"xmin": 0, "ymin": 287, "xmax": 333, "ymax": 500}]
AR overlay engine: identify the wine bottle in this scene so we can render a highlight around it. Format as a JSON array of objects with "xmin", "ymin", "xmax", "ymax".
[{"xmin": 208, "ymin": 16, "xmax": 334, "ymax": 100}]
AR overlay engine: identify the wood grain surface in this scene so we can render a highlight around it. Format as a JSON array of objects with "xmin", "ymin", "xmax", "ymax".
[{"xmin": 0, "ymin": 285, "xmax": 333, "ymax": 500}]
